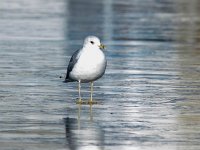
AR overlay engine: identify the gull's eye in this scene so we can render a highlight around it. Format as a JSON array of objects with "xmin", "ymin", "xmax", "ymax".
[{"xmin": 90, "ymin": 41, "xmax": 94, "ymax": 44}]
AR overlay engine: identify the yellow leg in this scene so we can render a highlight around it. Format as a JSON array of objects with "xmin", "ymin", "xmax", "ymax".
[
  {"xmin": 90, "ymin": 82, "xmax": 93, "ymax": 102},
  {"xmin": 78, "ymin": 80, "xmax": 82, "ymax": 102}
]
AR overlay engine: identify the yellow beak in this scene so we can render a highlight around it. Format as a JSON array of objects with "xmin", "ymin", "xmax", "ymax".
[{"xmin": 99, "ymin": 43, "xmax": 106, "ymax": 50}]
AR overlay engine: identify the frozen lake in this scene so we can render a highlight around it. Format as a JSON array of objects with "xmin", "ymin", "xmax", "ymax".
[{"xmin": 0, "ymin": 0, "xmax": 200, "ymax": 150}]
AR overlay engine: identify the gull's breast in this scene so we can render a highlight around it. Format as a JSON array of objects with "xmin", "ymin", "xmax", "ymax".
[{"xmin": 70, "ymin": 49, "xmax": 106, "ymax": 82}]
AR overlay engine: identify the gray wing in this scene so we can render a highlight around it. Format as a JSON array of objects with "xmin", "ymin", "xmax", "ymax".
[{"xmin": 65, "ymin": 49, "xmax": 81, "ymax": 82}]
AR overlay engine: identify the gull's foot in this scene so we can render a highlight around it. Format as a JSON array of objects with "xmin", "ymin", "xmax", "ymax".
[
  {"xmin": 87, "ymin": 100, "xmax": 98, "ymax": 105},
  {"xmin": 75, "ymin": 99, "xmax": 98, "ymax": 105},
  {"xmin": 76, "ymin": 98, "xmax": 83, "ymax": 104}
]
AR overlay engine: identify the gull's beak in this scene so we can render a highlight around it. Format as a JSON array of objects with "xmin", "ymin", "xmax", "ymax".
[{"xmin": 99, "ymin": 43, "xmax": 106, "ymax": 50}]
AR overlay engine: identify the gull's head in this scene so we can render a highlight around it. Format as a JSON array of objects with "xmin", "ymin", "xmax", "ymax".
[{"xmin": 83, "ymin": 36, "xmax": 105, "ymax": 50}]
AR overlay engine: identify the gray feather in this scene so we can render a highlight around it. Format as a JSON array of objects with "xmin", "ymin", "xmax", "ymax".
[{"xmin": 64, "ymin": 49, "xmax": 81, "ymax": 82}]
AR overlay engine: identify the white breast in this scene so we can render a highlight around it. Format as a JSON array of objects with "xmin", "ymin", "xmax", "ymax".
[{"xmin": 69, "ymin": 48, "xmax": 106, "ymax": 82}]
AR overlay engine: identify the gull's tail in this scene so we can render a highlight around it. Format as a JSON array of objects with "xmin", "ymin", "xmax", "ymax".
[
  {"xmin": 63, "ymin": 75, "xmax": 74, "ymax": 83},
  {"xmin": 59, "ymin": 74, "xmax": 70, "ymax": 83},
  {"xmin": 63, "ymin": 79, "xmax": 71, "ymax": 83}
]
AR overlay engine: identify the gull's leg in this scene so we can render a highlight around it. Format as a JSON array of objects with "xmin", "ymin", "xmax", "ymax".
[
  {"xmin": 78, "ymin": 80, "xmax": 82, "ymax": 102},
  {"xmin": 89, "ymin": 82, "xmax": 93, "ymax": 102}
]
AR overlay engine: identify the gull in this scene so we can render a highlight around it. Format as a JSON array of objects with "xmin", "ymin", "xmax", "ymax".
[{"xmin": 64, "ymin": 36, "xmax": 107, "ymax": 104}]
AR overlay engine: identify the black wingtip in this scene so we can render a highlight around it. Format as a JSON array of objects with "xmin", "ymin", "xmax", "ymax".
[
  {"xmin": 59, "ymin": 74, "xmax": 68, "ymax": 83},
  {"xmin": 63, "ymin": 78, "xmax": 74, "ymax": 83},
  {"xmin": 59, "ymin": 75, "xmax": 67, "ymax": 83},
  {"xmin": 63, "ymin": 79, "xmax": 69, "ymax": 83}
]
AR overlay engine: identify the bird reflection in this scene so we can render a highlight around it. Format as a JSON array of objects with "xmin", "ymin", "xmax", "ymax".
[
  {"xmin": 64, "ymin": 104, "xmax": 104, "ymax": 150},
  {"xmin": 89, "ymin": 104, "xmax": 93, "ymax": 122}
]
